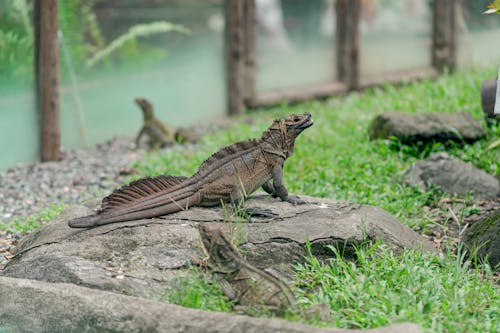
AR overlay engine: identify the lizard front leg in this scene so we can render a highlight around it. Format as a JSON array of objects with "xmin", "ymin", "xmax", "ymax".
[
  {"xmin": 262, "ymin": 181, "xmax": 276, "ymax": 197},
  {"xmin": 267, "ymin": 159, "xmax": 305, "ymax": 205},
  {"xmin": 135, "ymin": 126, "xmax": 146, "ymax": 149}
]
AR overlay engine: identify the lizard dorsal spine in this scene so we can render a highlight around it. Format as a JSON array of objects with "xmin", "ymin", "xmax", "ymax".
[
  {"xmin": 100, "ymin": 175, "xmax": 188, "ymax": 212},
  {"xmin": 195, "ymin": 139, "xmax": 262, "ymax": 175}
]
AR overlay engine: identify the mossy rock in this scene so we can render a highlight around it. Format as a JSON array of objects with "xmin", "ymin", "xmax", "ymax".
[{"xmin": 462, "ymin": 209, "xmax": 500, "ymax": 271}]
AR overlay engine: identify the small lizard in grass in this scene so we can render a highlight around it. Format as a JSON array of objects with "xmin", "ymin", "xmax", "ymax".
[{"xmin": 198, "ymin": 224, "xmax": 298, "ymax": 314}]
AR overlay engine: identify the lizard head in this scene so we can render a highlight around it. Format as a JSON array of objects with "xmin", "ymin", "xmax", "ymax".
[
  {"xmin": 134, "ymin": 97, "xmax": 154, "ymax": 120},
  {"xmin": 282, "ymin": 112, "xmax": 314, "ymax": 134},
  {"xmin": 263, "ymin": 113, "xmax": 313, "ymax": 157}
]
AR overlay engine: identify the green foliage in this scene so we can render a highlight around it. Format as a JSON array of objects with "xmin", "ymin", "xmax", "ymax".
[
  {"xmin": 0, "ymin": 29, "xmax": 33, "ymax": 85},
  {"xmin": 1, "ymin": 1, "xmax": 190, "ymax": 85},
  {"xmin": 86, "ymin": 21, "xmax": 190, "ymax": 69},
  {"xmin": 58, "ymin": 1, "xmax": 190, "ymax": 75},
  {"xmin": 0, "ymin": 0, "xmax": 34, "ymax": 87},
  {"xmin": 0, "ymin": 204, "xmax": 65, "ymax": 234},
  {"xmin": 484, "ymin": 0, "xmax": 500, "ymax": 14},
  {"xmin": 166, "ymin": 269, "xmax": 234, "ymax": 312},
  {"xmin": 58, "ymin": 0, "xmax": 96, "ymax": 68},
  {"xmin": 294, "ymin": 242, "xmax": 498, "ymax": 332}
]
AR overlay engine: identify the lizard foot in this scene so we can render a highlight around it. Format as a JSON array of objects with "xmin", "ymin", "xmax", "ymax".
[
  {"xmin": 285, "ymin": 195, "xmax": 307, "ymax": 205},
  {"xmin": 191, "ymin": 254, "xmax": 209, "ymax": 268},
  {"xmin": 241, "ymin": 207, "xmax": 279, "ymax": 220}
]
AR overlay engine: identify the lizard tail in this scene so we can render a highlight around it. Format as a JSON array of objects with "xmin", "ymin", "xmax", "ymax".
[
  {"xmin": 68, "ymin": 174, "xmax": 199, "ymax": 228},
  {"xmin": 68, "ymin": 214, "xmax": 108, "ymax": 228}
]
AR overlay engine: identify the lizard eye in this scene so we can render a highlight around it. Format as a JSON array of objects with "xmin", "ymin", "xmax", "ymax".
[{"xmin": 293, "ymin": 116, "xmax": 300, "ymax": 122}]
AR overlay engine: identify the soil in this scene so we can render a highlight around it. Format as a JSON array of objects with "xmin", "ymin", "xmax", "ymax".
[{"xmin": 421, "ymin": 197, "xmax": 500, "ymax": 250}]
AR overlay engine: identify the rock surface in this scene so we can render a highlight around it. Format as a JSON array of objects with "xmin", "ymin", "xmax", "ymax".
[
  {"xmin": 368, "ymin": 111, "xmax": 485, "ymax": 144},
  {"xmin": 1, "ymin": 195, "xmax": 435, "ymax": 298},
  {"xmin": 0, "ymin": 276, "xmax": 425, "ymax": 333},
  {"xmin": 462, "ymin": 209, "xmax": 500, "ymax": 270},
  {"xmin": 402, "ymin": 153, "xmax": 499, "ymax": 200}
]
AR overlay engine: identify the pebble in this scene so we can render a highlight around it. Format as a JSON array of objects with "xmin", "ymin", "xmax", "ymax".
[{"xmin": 0, "ymin": 137, "xmax": 143, "ymax": 225}]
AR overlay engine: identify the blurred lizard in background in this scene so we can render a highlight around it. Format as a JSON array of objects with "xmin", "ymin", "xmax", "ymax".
[{"xmin": 134, "ymin": 97, "xmax": 199, "ymax": 149}]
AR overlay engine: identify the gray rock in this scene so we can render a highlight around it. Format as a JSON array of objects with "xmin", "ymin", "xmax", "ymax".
[
  {"xmin": 481, "ymin": 78, "xmax": 499, "ymax": 119},
  {"xmin": 368, "ymin": 111, "xmax": 485, "ymax": 144},
  {"xmin": 402, "ymin": 153, "xmax": 499, "ymax": 200},
  {"xmin": 1, "ymin": 195, "xmax": 435, "ymax": 298},
  {"xmin": 0, "ymin": 276, "xmax": 425, "ymax": 333},
  {"xmin": 462, "ymin": 209, "xmax": 500, "ymax": 270}
]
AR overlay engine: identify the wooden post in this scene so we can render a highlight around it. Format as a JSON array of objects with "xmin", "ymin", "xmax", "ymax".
[
  {"xmin": 432, "ymin": 0, "xmax": 457, "ymax": 71},
  {"xmin": 226, "ymin": 0, "xmax": 245, "ymax": 115},
  {"xmin": 35, "ymin": 0, "xmax": 61, "ymax": 161},
  {"xmin": 243, "ymin": 0, "xmax": 256, "ymax": 106},
  {"xmin": 336, "ymin": 0, "xmax": 360, "ymax": 90}
]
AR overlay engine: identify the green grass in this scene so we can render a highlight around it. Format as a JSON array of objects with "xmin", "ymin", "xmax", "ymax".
[
  {"xmin": 166, "ymin": 270, "xmax": 234, "ymax": 312},
  {"xmin": 134, "ymin": 68, "xmax": 500, "ymax": 332},
  {"xmin": 165, "ymin": 242, "xmax": 499, "ymax": 333},
  {"xmin": 0, "ymin": 204, "xmax": 65, "ymax": 234},
  {"xmin": 294, "ymin": 242, "xmax": 498, "ymax": 332}
]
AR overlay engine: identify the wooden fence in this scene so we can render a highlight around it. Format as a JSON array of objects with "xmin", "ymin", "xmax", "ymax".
[{"xmin": 34, "ymin": 0, "xmax": 460, "ymax": 161}]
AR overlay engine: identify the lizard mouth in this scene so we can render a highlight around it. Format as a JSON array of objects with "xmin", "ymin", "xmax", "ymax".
[{"xmin": 295, "ymin": 113, "xmax": 314, "ymax": 130}]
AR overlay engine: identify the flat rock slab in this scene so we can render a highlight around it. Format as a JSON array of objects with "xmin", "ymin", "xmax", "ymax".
[
  {"xmin": 0, "ymin": 277, "xmax": 425, "ymax": 333},
  {"xmin": 402, "ymin": 153, "xmax": 499, "ymax": 200},
  {"xmin": 1, "ymin": 195, "xmax": 435, "ymax": 299},
  {"xmin": 368, "ymin": 111, "xmax": 485, "ymax": 144}
]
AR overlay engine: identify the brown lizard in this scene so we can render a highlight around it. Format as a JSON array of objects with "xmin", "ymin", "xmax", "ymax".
[
  {"xmin": 135, "ymin": 97, "xmax": 198, "ymax": 149},
  {"xmin": 198, "ymin": 224, "xmax": 298, "ymax": 314},
  {"xmin": 68, "ymin": 113, "xmax": 313, "ymax": 228}
]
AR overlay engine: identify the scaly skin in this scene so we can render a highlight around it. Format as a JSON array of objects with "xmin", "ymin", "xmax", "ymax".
[
  {"xmin": 198, "ymin": 224, "xmax": 297, "ymax": 313},
  {"xmin": 68, "ymin": 113, "xmax": 313, "ymax": 228}
]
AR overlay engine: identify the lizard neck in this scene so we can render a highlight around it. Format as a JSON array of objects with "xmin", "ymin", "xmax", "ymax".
[
  {"xmin": 261, "ymin": 129, "xmax": 293, "ymax": 159},
  {"xmin": 143, "ymin": 111, "xmax": 154, "ymax": 122}
]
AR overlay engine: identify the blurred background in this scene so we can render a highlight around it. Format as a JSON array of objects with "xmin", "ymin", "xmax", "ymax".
[{"xmin": 1, "ymin": 0, "xmax": 499, "ymax": 170}]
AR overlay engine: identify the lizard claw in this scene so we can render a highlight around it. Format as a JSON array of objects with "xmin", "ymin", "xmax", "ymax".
[
  {"xmin": 241, "ymin": 207, "xmax": 279, "ymax": 220},
  {"xmin": 191, "ymin": 254, "xmax": 210, "ymax": 268},
  {"xmin": 285, "ymin": 195, "xmax": 307, "ymax": 205}
]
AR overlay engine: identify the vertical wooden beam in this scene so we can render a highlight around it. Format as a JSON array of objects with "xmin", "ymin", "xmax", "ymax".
[
  {"xmin": 33, "ymin": 0, "xmax": 41, "ymax": 120},
  {"xmin": 336, "ymin": 0, "xmax": 360, "ymax": 90},
  {"xmin": 432, "ymin": 0, "xmax": 457, "ymax": 71},
  {"xmin": 35, "ymin": 0, "xmax": 61, "ymax": 161},
  {"xmin": 243, "ymin": 0, "xmax": 256, "ymax": 106},
  {"xmin": 226, "ymin": 0, "xmax": 245, "ymax": 115}
]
